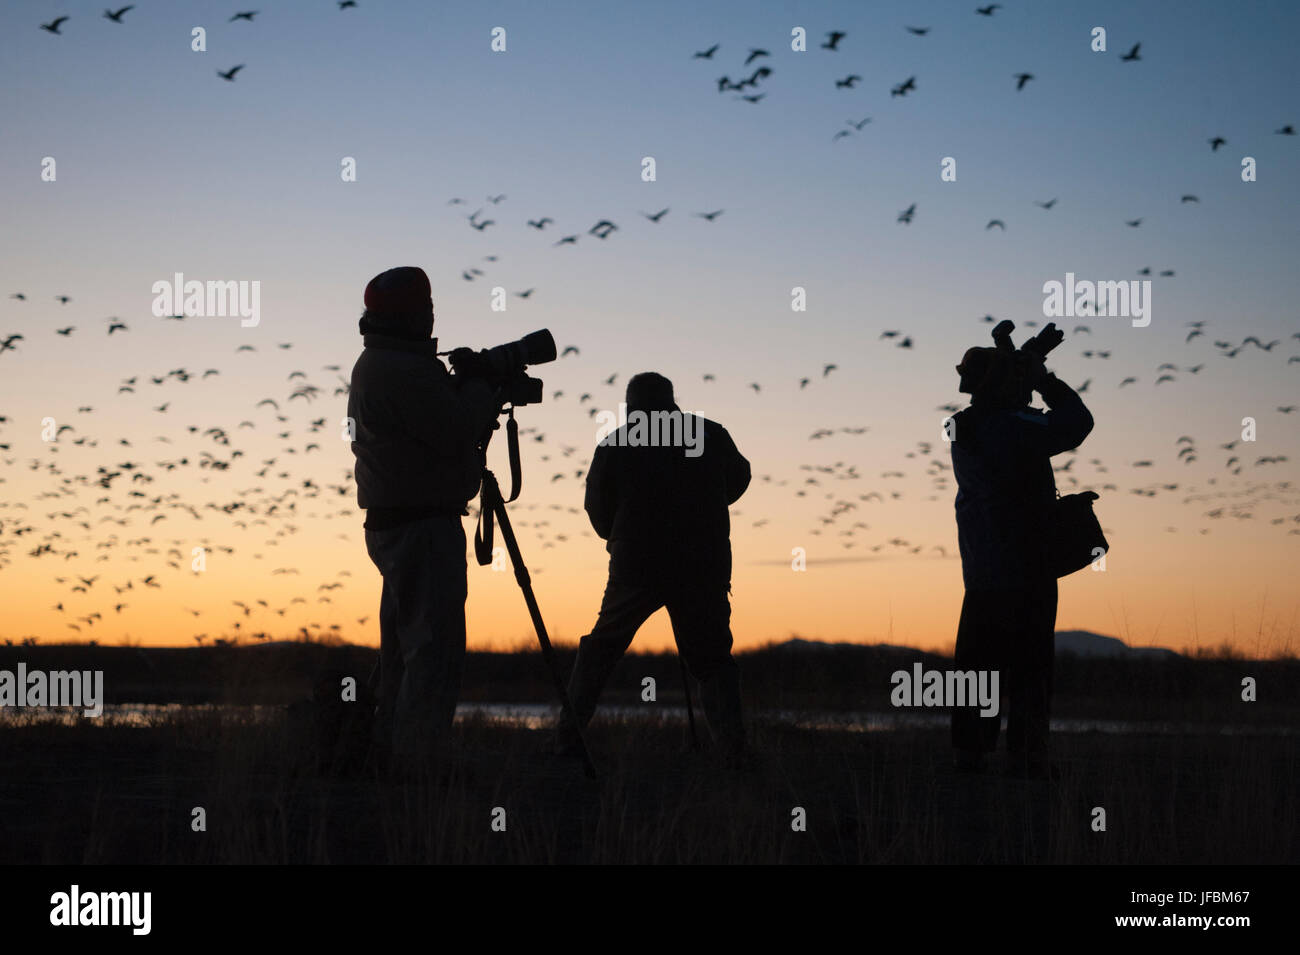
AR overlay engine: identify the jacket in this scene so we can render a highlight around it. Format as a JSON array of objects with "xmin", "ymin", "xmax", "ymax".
[
  {"xmin": 585, "ymin": 413, "xmax": 750, "ymax": 588},
  {"xmin": 348, "ymin": 334, "xmax": 498, "ymax": 516},
  {"xmin": 950, "ymin": 372, "xmax": 1094, "ymax": 590}
]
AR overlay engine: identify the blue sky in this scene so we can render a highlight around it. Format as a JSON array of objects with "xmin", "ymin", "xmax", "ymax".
[{"xmin": 1, "ymin": 0, "xmax": 1297, "ymax": 653}]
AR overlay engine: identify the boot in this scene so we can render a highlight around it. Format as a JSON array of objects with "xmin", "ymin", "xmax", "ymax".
[
  {"xmin": 553, "ymin": 639, "xmax": 618, "ymax": 755},
  {"xmin": 698, "ymin": 661, "xmax": 747, "ymax": 757}
]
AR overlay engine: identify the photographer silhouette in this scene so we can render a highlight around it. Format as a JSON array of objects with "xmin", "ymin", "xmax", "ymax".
[
  {"xmin": 347, "ymin": 267, "xmax": 499, "ymax": 771},
  {"xmin": 554, "ymin": 373, "xmax": 752, "ymax": 762},
  {"xmin": 949, "ymin": 321, "xmax": 1093, "ymax": 779}
]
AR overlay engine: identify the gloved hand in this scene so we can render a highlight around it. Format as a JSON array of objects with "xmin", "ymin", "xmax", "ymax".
[
  {"xmin": 1019, "ymin": 350, "xmax": 1049, "ymax": 389},
  {"xmin": 457, "ymin": 376, "xmax": 502, "ymax": 437},
  {"xmin": 1024, "ymin": 322, "xmax": 1064, "ymax": 358},
  {"xmin": 447, "ymin": 347, "xmax": 486, "ymax": 377}
]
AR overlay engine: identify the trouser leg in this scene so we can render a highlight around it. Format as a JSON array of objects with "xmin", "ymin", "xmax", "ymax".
[
  {"xmin": 951, "ymin": 589, "xmax": 1005, "ymax": 755},
  {"xmin": 366, "ymin": 517, "xmax": 468, "ymax": 765},
  {"xmin": 1007, "ymin": 580, "xmax": 1058, "ymax": 768},
  {"xmin": 372, "ymin": 578, "xmax": 402, "ymax": 748},
  {"xmin": 665, "ymin": 587, "xmax": 745, "ymax": 754},
  {"xmin": 555, "ymin": 575, "xmax": 661, "ymax": 750}
]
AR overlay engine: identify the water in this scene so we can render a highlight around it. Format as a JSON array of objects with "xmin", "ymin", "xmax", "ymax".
[{"xmin": 0, "ymin": 701, "xmax": 1293, "ymax": 736}]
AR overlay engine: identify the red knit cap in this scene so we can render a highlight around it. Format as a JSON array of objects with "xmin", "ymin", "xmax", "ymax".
[{"xmin": 363, "ymin": 266, "xmax": 431, "ymax": 315}]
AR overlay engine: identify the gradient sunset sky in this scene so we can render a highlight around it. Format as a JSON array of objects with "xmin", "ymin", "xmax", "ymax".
[{"xmin": 1, "ymin": 0, "xmax": 1297, "ymax": 656}]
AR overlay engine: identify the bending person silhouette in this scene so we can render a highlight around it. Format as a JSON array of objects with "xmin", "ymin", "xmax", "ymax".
[
  {"xmin": 949, "ymin": 327, "xmax": 1093, "ymax": 778},
  {"xmin": 348, "ymin": 267, "xmax": 499, "ymax": 770},
  {"xmin": 555, "ymin": 372, "xmax": 751, "ymax": 759}
]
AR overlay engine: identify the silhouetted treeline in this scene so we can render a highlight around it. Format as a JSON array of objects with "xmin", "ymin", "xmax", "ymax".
[{"xmin": 0, "ymin": 641, "xmax": 1295, "ymax": 726}]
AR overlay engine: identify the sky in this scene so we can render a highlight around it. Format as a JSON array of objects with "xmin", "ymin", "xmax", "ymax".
[{"xmin": 1, "ymin": 0, "xmax": 1297, "ymax": 657}]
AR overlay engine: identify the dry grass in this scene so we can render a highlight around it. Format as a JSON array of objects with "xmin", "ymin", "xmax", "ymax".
[{"xmin": 1, "ymin": 706, "xmax": 1295, "ymax": 864}]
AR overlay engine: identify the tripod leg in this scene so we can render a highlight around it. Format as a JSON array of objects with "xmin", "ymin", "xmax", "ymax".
[{"xmin": 483, "ymin": 471, "xmax": 598, "ymax": 779}]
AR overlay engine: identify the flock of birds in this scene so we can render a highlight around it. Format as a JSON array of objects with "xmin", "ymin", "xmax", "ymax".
[
  {"xmin": 38, "ymin": 4, "xmax": 362, "ymax": 84},
  {"xmin": 9, "ymin": 5, "xmax": 1298, "ymax": 647}
]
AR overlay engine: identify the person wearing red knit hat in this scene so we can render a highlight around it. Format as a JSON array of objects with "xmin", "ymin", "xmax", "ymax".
[{"xmin": 347, "ymin": 266, "xmax": 499, "ymax": 774}]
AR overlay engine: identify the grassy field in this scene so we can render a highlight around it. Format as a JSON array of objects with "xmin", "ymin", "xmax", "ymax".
[{"xmin": 2, "ymin": 705, "xmax": 1295, "ymax": 864}]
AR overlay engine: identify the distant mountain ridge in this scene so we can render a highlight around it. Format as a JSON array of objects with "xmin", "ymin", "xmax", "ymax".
[
  {"xmin": 1053, "ymin": 630, "xmax": 1180, "ymax": 659},
  {"xmin": 775, "ymin": 631, "xmax": 1181, "ymax": 659}
]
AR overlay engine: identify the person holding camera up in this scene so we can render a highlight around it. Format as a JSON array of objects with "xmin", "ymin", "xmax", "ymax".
[
  {"xmin": 949, "ymin": 322, "xmax": 1094, "ymax": 779},
  {"xmin": 348, "ymin": 266, "xmax": 500, "ymax": 771}
]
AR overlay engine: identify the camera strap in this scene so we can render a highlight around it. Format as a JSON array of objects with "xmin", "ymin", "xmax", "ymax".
[
  {"xmin": 505, "ymin": 407, "xmax": 522, "ymax": 503},
  {"xmin": 474, "ymin": 498, "xmax": 493, "ymax": 566},
  {"xmin": 472, "ymin": 408, "xmax": 524, "ymax": 567}
]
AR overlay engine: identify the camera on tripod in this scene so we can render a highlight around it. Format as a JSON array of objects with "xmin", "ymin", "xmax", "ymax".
[
  {"xmin": 443, "ymin": 327, "xmax": 597, "ymax": 776},
  {"xmin": 446, "ymin": 329, "xmax": 557, "ymax": 407}
]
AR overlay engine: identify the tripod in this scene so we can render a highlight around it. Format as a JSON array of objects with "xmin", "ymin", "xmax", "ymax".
[{"xmin": 473, "ymin": 413, "xmax": 598, "ymax": 779}]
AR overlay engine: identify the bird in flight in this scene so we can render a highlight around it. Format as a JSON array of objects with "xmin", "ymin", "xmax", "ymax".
[
  {"xmin": 1120, "ymin": 42, "xmax": 1141, "ymax": 62},
  {"xmin": 905, "ymin": 26, "xmax": 930, "ymax": 36},
  {"xmin": 218, "ymin": 65, "xmax": 245, "ymax": 81},
  {"xmin": 694, "ymin": 44, "xmax": 720, "ymax": 59},
  {"xmin": 986, "ymin": 219, "xmax": 1006, "ymax": 230},
  {"xmin": 1014, "ymin": 73, "xmax": 1034, "ymax": 90},
  {"xmin": 822, "ymin": 31, "xmax": 846, "ymax": 51},
  {"xmin": 230, "ymin": 11, "xmax": 259, "ymax": 22},
  {"xmin": 527, "ymin": 217, "xmax": 553, "ymax": 229},
  {"xmin": 1035, "ymin": 198, "xmax": 1057, "ymax": 209},
  {"xmin": 1125, "ymin": 218, "xmax": 1143, "ymax": 227},
  {"xmin": 339, "ymin": 1, "xmax": 358, "ymax": 9},
  {"xmin": 976, "ymin": 4, "xmax": 1001, "ymax": 14},
  {"xmin": 641, "ymin": 209, "xmax": 669, "ymax": 222},
  {"xmin": 104, "ymin": 6, "xmax": 134, "ymax": 23},
  {"xmin": 891, "ymin": 76, "xmax": 917, "ymax": 97},
  {"xmin": 897, "ymin": 203, "xmax": 916, "ymax": 224},
  {"xmin": 1181, "ymin": 195, "xmax": 1199, "ymax": 203},
  {"xmin": 835, "ymin": 75, "xmax": 862, "ymax": 89},
  {"xmin": 1277, "ymin": 125, "xmax": 1295, "ymax": 135},
  {"xmin": 41, "ymin": 16, "xmax": 70, "ymax": 34},
  {"xmin": 847, "ymin": 117, "xmax": 871, "ymax": 130},
  {"xmin": 695, "ymin": 210, "xmax": 724, "ymax": 221},
  {"xmin": 744, "ymin": 49, "xmax": 769, "ymax": 65}
]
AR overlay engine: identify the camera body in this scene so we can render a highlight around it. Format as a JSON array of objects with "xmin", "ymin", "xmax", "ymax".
[
  {"xmin": 448, "ymin": 329, "xmax": 557, "ymax": 407},
  {"xmin": 991, "ymin": 319, "xmax": 1063, "ymax": 360}
]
